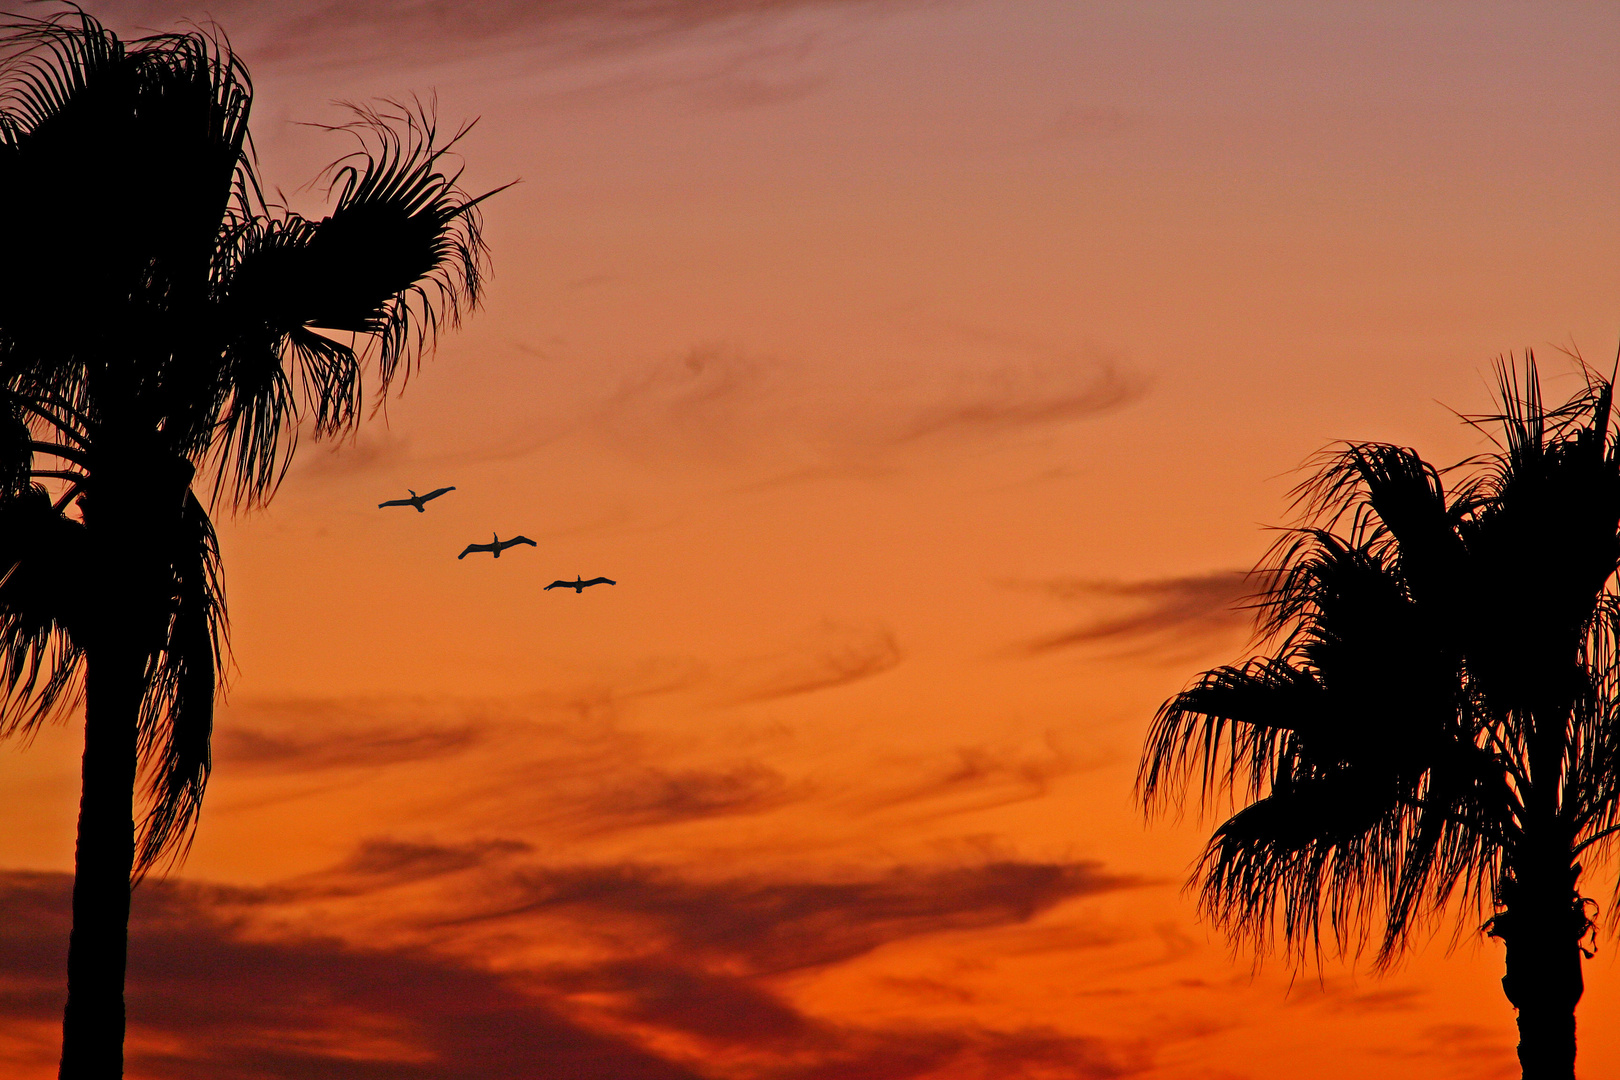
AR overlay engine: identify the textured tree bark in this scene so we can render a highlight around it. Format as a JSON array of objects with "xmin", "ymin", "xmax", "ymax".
[
  {"xmin": 57, "ymin": 639, "xmax": 142, "ymax": 1080},
  {"xmin": 1494, "ymin": 864, "xmax": 1586, "ymax": 1080}
]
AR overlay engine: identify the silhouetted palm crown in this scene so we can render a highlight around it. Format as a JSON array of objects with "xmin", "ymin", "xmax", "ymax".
[
  {"xmin": 0, "ymin": 13, "xmax": 497, "ymax": 1076},
  {"xmin": 1139, "ymin": 363, "xmax": 1620, "ymax": 1078},
  {"xmin": 0, "ymin": 11, "xmax": 493, "ymax": 865}
]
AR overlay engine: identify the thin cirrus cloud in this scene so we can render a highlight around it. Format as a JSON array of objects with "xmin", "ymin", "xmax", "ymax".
[
  {"xmin": 856, "ymin": 738, "xmax": 1084, "ymax": 819},
  {"xmin": 213, "ymin": 720, "xmax": 484, "ymax": 772},
  {"xmin": 89, "ymin": 0, "xmax": 943, "ymax": 67},
  {"xmin": 1011, "ymin": 571, "xmax": 1259, "ymax": 659},
  {"xmin": 212, "ymin": 690, "xmax": 811, "ymax": 836},
  {"xmin": 589, "ymin": 343, "xmax": 1147, "ymax": 481},
  {"xmin": 720, "ymin": 624, "xmax": 903, "ymax": 705},
  {"xmin": 0, "ymin": 849, "xmax": 1151, "ymax": 1079}
]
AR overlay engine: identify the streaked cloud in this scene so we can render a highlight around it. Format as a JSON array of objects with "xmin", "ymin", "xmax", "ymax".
[
  {"xmin": 591, "ymin": 341, "xmax": 1146, "ymax": 483},
  {"xmin": 469, "ymin": 858, "xmax": 1141, "ymax": 974},
  {"xmin": 214, "ymin": 720, "xmax": 483, "ymax": 772},
  {"xmin": 722, "ymin": 624, "xmax": 903, "ymax": 704},
  {"xmin": 891, "ymin": 361, "xmax": 1145, "ymax": 444},
  {"xmin": 1010, "ymin": 571, "xmax": 1257, "ymax": 658},
  {"xmin": 90, "ymin": 0, "xmax": 942, "ymax": 68},
  {"xmin": 858, "ymin": 737, "xmax": 1084, "ymax": 819}
]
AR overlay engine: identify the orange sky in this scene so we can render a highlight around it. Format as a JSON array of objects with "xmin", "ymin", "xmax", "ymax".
[{"xmin": 1, "ymin": 3, "xmax": 1618, "ymax": 1078}]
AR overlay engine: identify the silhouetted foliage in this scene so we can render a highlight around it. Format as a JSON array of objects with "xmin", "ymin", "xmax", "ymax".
[
  {"xmin": 1139, "ymin": 356, "xmax": 1620, "ymax": 1080},
  {"xmin": 0, "ymin": 9, "xmax": 500, "ymax": 1077}
]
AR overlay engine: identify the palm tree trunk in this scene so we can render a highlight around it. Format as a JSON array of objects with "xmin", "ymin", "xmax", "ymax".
[
  {"xmin": 58, "ymin": 637, "xmax": 143, "ymax": 1080},
  {"xmin": 1494, "ymin": 864, "xmax": 1585, "ymax": 1080},
  {"xmin": 58, "ymin": 466, "xmax": 164, "ymax": 1080}
]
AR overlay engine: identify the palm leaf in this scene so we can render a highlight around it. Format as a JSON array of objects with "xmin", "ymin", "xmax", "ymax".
[
  {"xmin": 0, "ymin": 486, "xmax": 86, "ymax": 735},
  {"xmin": 209, "ymin": 101, "xmax": 503, "ymax": 505},
  {"xmin": 134, "ymin": 490, "xmax": 227, "ymax": 875}
]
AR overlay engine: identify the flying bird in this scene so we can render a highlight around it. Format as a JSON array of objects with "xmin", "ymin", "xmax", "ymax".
[
  {"xmin": 458, "ymin": 533, "xmax": 537, "ymax": 559},
  {"xmin": 379, "ymin": 486, "xmax": 455, "ymax": 512},
  {"xmin": 545, "ymin": 576, "xmax": 616, "ymax": 592}
]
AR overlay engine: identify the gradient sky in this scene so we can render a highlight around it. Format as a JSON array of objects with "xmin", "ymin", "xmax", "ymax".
[{"xmin": 1, "ymin": 3, "xmax": 1617, "ymax": 1078}]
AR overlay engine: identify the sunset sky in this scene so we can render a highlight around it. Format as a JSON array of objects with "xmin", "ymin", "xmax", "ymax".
[{"xmin": 2, "ymin": 2, "xmax": 1618, "ymax": 1078}]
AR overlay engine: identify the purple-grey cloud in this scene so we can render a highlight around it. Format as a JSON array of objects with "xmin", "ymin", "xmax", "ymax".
[
  {"xmin": 465, "ymin": 858, "xmax": 1143, "ymax": 974},
  {"xmin": 214, "ymin": 720, "xmax": 483, "ymax": 772},
  {"xmin": 573, "ymin": 762, "xmax": 799, "ymax": 830},
  {"xmin": 0, "ymin": 871, "xmax": 701, "ymax": 1080},
  {"xmin": 0, "ymin": 857, "xmax": 1152, "ymax": 1080}
]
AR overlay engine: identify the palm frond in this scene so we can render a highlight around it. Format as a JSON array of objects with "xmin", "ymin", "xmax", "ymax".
[
  {"xmin": 207, "ymin": 100, "xmax": 503, "ymax": 506},
  {"xmin": 1139, "ymin": 658, "xmax": 1322, "ymax": 813},
  {"xmin": 0, "ymin": 486, "xmax": 86, "ymax": 735},
  {"xmin": 1195, "ymin": 770, "xmax": 1404, "ymax": 961},
  {"xmin": 134, "ymin": 490, "xmax": 227, "ymax": 875},
  {"xmin": 306, "ymin": 99, "xmax": 501, "ymax": 388}
]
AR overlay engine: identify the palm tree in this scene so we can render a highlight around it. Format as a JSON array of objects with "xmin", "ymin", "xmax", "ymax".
[
  {"xmin": 1138, "ymin": 358, "xmax": 1620, "ymax": 1080},
  {"xmin": 0, "ymin": 12, "xmax": 502, "ymax": 1077}
]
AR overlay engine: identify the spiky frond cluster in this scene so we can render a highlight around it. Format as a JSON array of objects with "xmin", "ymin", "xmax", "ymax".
[
  {"xmin": 1140, "ymin": 356, "xmax": 1620, "ymax": 965},
  {"xmin": 0, "ymin": 11, "xmax": 499, "ymax": 873}
]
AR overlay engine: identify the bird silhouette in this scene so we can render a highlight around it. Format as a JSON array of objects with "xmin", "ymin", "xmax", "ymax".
[
  {"xmin": 379, "ymin": 486, "xmax": 455, "ymax": 512},
  {"xmin": 458, "ymin": 532, "xmax": 537, "ymax": 559},
  {"xmin": 545, "ymin": 576, "xmax": 616, "ymax": 592}
]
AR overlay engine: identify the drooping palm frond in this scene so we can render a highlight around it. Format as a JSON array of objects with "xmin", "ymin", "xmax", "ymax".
[
  {"xmin": 133, "ymin": 490, "xmax": 226, "ymax": 875},
  {"xmin": 1195, "ymin": 767, "xmax": 1408, "ymax": 960},
  {"xmin": 1139, "ymin": 657, "xmax": 1323, "ymax": 813},
  {"xmin": 0, "ymin": 486, "xmax": 87, "ymax": 736}
]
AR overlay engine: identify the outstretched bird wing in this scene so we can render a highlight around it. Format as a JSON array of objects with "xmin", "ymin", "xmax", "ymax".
[
  {"xmin": 458, "ymin": 543, "xmax": 492, "ymax": 559},
  {"xmin": 420, "ymin": 486, "xmax": 456, "ymax": 502},
  {"xmin": 543, "ymin": 580, "xmax": 571, "ymax": 590},
  {"xmin": 505, "ymin": 535, "xmax": 538, "ymax": 548},
  {"xmin": 378, "ymin": 498, "xmax": 413, "ymax": 508},
  {"xmin": 582, "ymin": 577, "xmax": 616, "ymax": 587}
]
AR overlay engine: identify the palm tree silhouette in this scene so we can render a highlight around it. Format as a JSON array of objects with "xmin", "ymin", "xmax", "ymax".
[
  {"xmin": 0, "ymin": 12, "xmax": 501, "ymax": 1077},
  {"xmin": 1139, "ymin": 357, "xmax": 1620, "ymax": 1080}
]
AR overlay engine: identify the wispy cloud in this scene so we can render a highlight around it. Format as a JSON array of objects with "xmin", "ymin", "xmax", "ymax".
[
  {"xmin": 291, "ymin": 425, "xmax": 414, "ymax": 481},
  {"xmin": 214, "ymin": 690, "xmax": 809, "ymax": 837},
  {"xmin": 857, "ymin": 737, "xmax": 1086, "ymax": 819},
  {"xmin": 722, "ymin": 624, "xmax": 903, "ymax": 704},
  {"xmin": 91, "ymin": 0, "xmax": 941, "ymax": 73},
  {"xmin": 589, "ymin": 338, "xmax": 1146, "ymax": 485},
  {"xmin": 891, "ymin": 361, "xmax": 1145, "ymax": 444},
  {"xmin": 214, "ymin": 720, "xmax": 483, "ymax": 772},
  {"xmin": 1010, "ymin": 571, "xmax": 1258, "ymax": 659},
  {"xmin": 467, "ymin": 858, "xmax": 1142, "ymax": 974}
]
